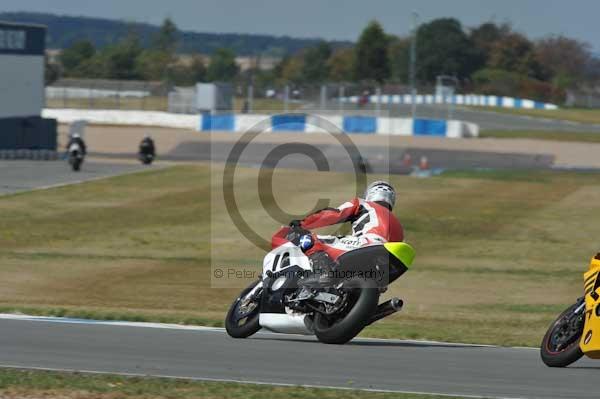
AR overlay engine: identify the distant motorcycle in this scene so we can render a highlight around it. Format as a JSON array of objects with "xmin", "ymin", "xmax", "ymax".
[
  {"xmin": 139, "ymin": 152, "xmax": 154, "ymax": 165},
  {"xmin": 225, "ymin": 226, "xmax": 415, "ymax": 344},
  {"xmin": 68, "ymin": 143, "xmax": 84, "ymax": 172},
  {"xmin": 541, "ymin": 253, "xmax": 600, "ymax": 367},
  {"xmin": 139, "ymin": 137, "xmax": 155, "ymax": 165}
]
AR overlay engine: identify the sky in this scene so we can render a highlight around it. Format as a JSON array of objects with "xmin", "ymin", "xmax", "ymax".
[{"xmin": 2, "ymin": 0, "xmax": 599, "ymax": 49}]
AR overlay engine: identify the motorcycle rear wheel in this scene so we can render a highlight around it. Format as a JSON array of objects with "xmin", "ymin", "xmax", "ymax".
[
  {"xmin": 225, "ymin": 280, "xmax": 262, "ymax": 339},
  {"xmin": 540, "ymin": 302, "xmax": 585, "ymax": 367},
  {"xmin": 313, "ymin": 277, "xmax": 379, "ymax": 344}
]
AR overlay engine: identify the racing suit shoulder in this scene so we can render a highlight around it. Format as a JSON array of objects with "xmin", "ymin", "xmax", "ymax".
[{"xmin": 300, "ymin": 198, "xmax": 361, "ymax": 230}]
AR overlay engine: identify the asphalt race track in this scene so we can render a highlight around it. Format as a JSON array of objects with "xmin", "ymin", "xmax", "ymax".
[
  {"xmin": 0, "ymin": 316, "xmax": 598, "ymax": 399},
  {"xmin": 0, "ymin": 160, "xmax": 154, "ymax": 195}
]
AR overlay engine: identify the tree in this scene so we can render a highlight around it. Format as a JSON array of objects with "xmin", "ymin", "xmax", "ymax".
[
  {"xmin": 136, "ymin": 50, "xmax": 173, "ymax": 81},
  {"xmin": 416, "ymin": 18, "xmax": 484, "ymax": 82},
  {"xmin": 207, "ymin": 48, "xmax": 239, "ymax": 82},
  {"xmin": 353, "ymin": 20, "xmax": 390, "ymax": 83},
  {"xmin": 60, "ymin": 40, "xmax": 96, "ymax": 74},
  {"xmin": 470, "ymin": 22, "xmax": 511, "ymax": 62},
  {"xmin": 488, "ymin": 32, "xmax": 543, "ymax": 79},
  {"xmin": 301, "ymin": 41, "xmax": 332, "ymax": 83},
  {"xmin": 154, "ymin": 18, "xmax": 179, "ymax": 53},
  {"xmin": 387, "ymin": 36, "xmax": 410, "ymax": 83},
  {"xmin": 275, "ymin": 55, "xmax": 304, "ymax": 84},
  {"xmin": 45, "ymin": 56, "xmax": 60, "ymax": 84},
  {"xmin": 104, "ymin": 33, "xmax": 143, "ymax": 79},
  {"xmin": 535, "ymin": 36, "xmax": 592, "ymax": 88},
  {"xmin": 168, "ymin": 55, "xmax": 208, "ymax": 85},
  {"xmin": 327, "ymin": 48, "xmax": 354, "ymax": 82}
]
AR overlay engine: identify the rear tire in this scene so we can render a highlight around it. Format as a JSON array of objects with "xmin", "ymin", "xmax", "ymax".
[
  {"xmin": 540, "ymin": 302, "xmax": 585, "ymax": 367},
  {"xmin": 314, "ymin": 278, "xmax": 379, "ymax": 344},
  {"xmin": 225, "ymin": 280, "xmax": 262, "ymax": 339}
]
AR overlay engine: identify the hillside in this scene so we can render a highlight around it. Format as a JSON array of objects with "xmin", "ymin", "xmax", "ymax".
[{"xmin": 0, "ymin": 12, "xmax": 352, "ymax": 56}]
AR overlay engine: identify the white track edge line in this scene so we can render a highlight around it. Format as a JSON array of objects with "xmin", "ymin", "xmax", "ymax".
[{"xmin": 0, "ymin": 313, "xmax": 537, "ymax": 350}]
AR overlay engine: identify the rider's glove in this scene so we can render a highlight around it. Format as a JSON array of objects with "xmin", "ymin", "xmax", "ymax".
[{"xmin": 289, "ymin": 220, "xmax": 302, "ymax": 229}]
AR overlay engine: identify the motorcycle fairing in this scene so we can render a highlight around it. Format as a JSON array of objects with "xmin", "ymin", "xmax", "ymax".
[
  {"xmin": 336, "ymin": 242, "xmax": 415, "ymax": 287},
  {"xmin": 580, "ymin": 255, "xmax": 600, "ymax": 358}
]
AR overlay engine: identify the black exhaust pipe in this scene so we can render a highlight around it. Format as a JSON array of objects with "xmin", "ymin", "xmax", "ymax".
[{"xmin": 367, "ymin": 297, "xmax": 403, "ymax": 326}]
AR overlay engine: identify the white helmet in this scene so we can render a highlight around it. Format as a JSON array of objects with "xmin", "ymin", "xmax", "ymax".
[
  {"xmin": 365, "ymin": 181, "xmax": 396, "ymax": 208},
  {"xmin": 72, "ymin": 133, "xmax": 81, "ymax": 139}
]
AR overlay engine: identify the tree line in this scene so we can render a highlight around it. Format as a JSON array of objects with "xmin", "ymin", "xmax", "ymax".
[{"xmin": 48, "ymin": 17, "xmax": 600, "ymax": 103}]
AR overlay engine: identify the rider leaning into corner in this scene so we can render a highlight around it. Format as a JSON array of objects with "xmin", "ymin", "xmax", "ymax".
[{"xmin": 273, "ymin": 181, "xmax": 403, "ymax": 276}]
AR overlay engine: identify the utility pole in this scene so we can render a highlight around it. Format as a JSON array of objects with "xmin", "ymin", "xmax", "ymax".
[{"xmin": 409, "ymin": 11, "xmax": 419, "ymax": 119}]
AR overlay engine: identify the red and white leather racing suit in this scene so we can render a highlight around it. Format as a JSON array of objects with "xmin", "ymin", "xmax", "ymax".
[{"xmin": 297, "ymin": 198, "xmax": 403, "ymax": 261}]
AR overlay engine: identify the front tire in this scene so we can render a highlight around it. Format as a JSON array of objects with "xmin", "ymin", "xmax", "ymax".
[
  {"xmin": 225, "ymin": 280, "xmax": 262, "ymax": 339},
  {"xmin": 314, "ymin": 278, "xmax": 379, "ymax": 344},
  {"xmin": 540, "ymin": 302, "xmax": 585, "ymax": 367}
]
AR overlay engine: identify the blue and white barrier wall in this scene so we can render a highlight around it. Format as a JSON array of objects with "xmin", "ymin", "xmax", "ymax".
[
  {"xmin": 201, "ymin": 113, "xmax": 479, "ymax": 138},
  {"xmin": 342, "ymin": 94, "xmax": 558, "ymax": 110},
  {"xmin": 42, "ymin": 109, "xmax": 479, "ymax": 138}
]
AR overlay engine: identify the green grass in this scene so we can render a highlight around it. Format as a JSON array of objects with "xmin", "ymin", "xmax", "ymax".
[
  {"xmin": 1, "ymin": 165, "xmax": 600, "ymax": 347},
  {"xmin": 481, "ymin": 130, "xmax": 600, "ymax": 143},
  {"xmin": 0, "ymin": 369, "xmax": 463, "ymax": 399},
  {"xmin": 468, "ymin": 105, "xmax": 600, "ymax": 124}
]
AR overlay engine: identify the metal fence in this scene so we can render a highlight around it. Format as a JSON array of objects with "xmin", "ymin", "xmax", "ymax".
[
  {"xmin": 45, "ymin": 79, "xmax": 171, "ymax": 111},
  {"xmin": 45, "ymin": 79, "xmax": 458, "ymax": 118}
]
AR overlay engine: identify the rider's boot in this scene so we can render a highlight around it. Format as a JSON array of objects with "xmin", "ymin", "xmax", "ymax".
[{"xmin": 299, "ymin": 251, "xmax": 336, "ymax": 288}]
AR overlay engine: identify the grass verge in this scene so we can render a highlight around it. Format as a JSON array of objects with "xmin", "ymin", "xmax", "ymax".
[
  {"xmin": 1, "ymin": 165, "xmax": 599, "ymax": 347},
  {"xmin": 481, "ymin": 129, "xmax": 600, "ymax": 143},
  {"xmin": 468, "ymin": 105, "xmax": 600, "ymax": 124},
  {"xmin": 0, "ymin": 369, "xmax": 463, "ymax": 399}
]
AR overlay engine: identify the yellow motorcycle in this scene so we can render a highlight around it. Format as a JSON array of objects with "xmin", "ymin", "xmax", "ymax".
[{"xmin": 541, "ymin": 254, "xmax": 600, "ymax": 367}]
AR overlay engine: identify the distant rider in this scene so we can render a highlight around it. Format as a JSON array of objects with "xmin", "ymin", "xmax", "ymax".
[
  {"xmin": 139, "ymin": 135, "xmax": 156, "ymax": 157},
  {"xmin": 277, "ymin": 181, "xmax": 403, "ymax": 273},
  {"xmin": 66, "ymin": 133, "xmax": 87, "ymax": 155}
]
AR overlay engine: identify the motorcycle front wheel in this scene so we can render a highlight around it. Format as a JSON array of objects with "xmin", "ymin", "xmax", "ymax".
[
  {"xmin": 540, "ymin": 301, "xmax": 585, "ymax": 367},
  {"xmin": 225, "ymin": 280, "xmax": 262, "ymax": 339},
  {"xmin": 313, "ymin": 277, "xmax": 379, "ymax": 344}
]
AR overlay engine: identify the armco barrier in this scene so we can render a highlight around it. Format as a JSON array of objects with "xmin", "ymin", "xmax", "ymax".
[
  {"xmin": 413, "ymin": 119, "xmax": 447, "ymax": 137},
  {"xmin": 343, "ymin": 116, "xmax": 377, "ymax": 134},
  {"xmin": 271, "ymin": 114, "xmax": 306, "ymax": 131},
  {"xmin": 42, "ymin": 109, "xmax": 199, "ymax": 130},
  {"xmin": 201, "ymin": 113, "xmax": 235, "ymax": 131},
  {"xmin": 42, "ymin": 109, "xmax": 479, "ymax": 138},
  {"xmin": 343, "ymin": 94, "xmax": 558, "ymax": 110}
]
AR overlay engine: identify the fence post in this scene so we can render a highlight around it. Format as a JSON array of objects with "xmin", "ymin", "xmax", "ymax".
[
  {"xmin": 63, "ymin": 86, "xmax": 67, "ymax": 108},
  {"xmin": 339, "ymin": 85, "xmax": 345, "ymax": 116},
  {"xmin": 320, "ymin": 85, "xmax": 327, "ymax": 110},
  {"xmin": 142, "ymin": 82, "xmax": 147, "ymax": 110},
  {"xmin": 247, "ymin": 84, "xmax": 254, "ymax": 113},
  {"xmin": 375, "ymin": 86, "xmax": 382, "ymax": 117},
  {"xmin": 284, "ymin": 85, "xmax": 290, "ymax": 113}
]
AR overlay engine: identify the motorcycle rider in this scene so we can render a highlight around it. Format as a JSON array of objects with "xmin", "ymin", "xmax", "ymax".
[
  {"xmin": 66, "ymin": 133, "xmax": 87, "ymax": 156},
  {"xmin": 139, "ymin": 134, "xmax": 155, "ymax": 158},
  {"xmin": 282, "ymin": 181, "xmax": 403, "ymax": 276}
]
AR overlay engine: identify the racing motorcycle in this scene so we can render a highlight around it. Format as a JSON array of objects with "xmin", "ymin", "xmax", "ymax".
[
  {"xmin": 225, "ymin": 226, "xmax": 415, "ymax": 344},
  {"xmin": 541, "ymin": 253, "xmax": 600, "ymax": 367},
  {"xmin": 68, "ymin": 143, "xmax": 84, "ymax": 172}
]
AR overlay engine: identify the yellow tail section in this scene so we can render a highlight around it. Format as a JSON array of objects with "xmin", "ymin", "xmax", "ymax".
[
  {"xmin": 580, "ymin": 255, "xmax": 600, "ymax": 358},
  {"xmin": 384, "ymin": 242, "xmax": 416, "ymax": 268}
]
